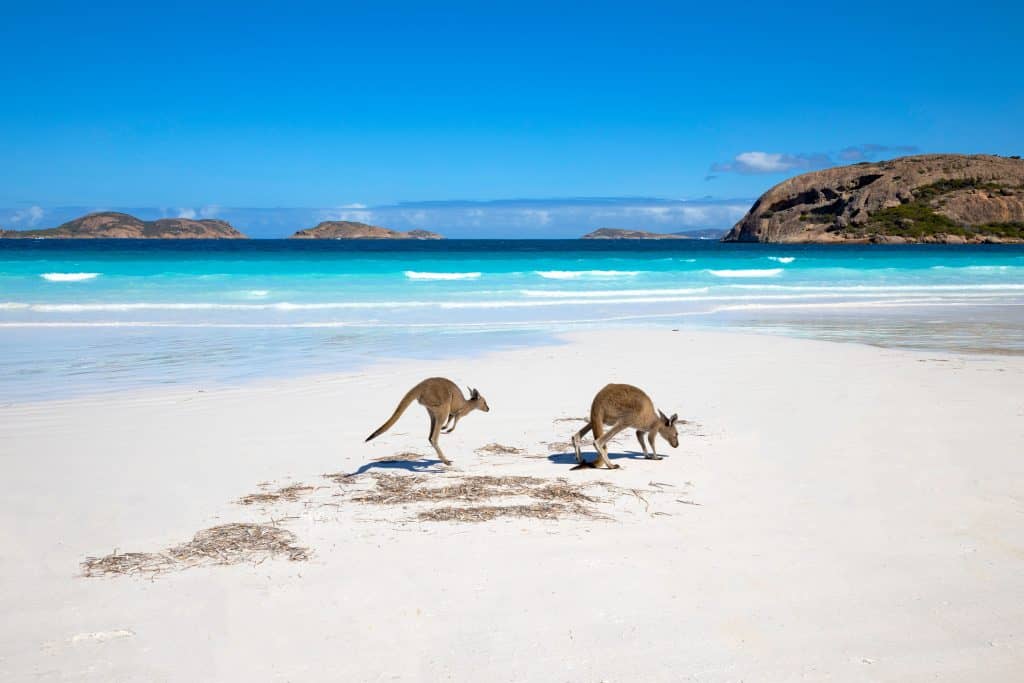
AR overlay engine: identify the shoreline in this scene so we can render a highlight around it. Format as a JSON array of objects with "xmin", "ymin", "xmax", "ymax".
[
  {"xmin": 2, "ymin": 322, "xmax": 1020, "ymax": 408},
  {"xmin": 2, "ymin": 328, "xmax": 1023, "ymax": 680}
]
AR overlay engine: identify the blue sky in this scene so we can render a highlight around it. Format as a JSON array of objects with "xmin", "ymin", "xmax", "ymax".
[{"xmin": 1, "ymin": 1, "xmax": 1021, "ymax": 236}]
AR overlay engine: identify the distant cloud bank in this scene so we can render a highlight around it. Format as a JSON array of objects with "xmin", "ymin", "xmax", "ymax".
[
  {"xmin": 7, "ymin": 205, "xmax": 46, "ymax": 227},
  {"xmin": 1, "ymin": 197, "xmax": 751, "ymax": 238},
  {"xmin": 710, "ymin": 143, "xmax": 919, "ymax": 176}
]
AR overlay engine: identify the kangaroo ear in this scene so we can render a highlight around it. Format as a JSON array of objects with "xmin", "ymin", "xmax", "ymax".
[
  {"xmin": 470, "ymin": 387, "xmax": 480, "ymax": 399},
  {"xmin": 658, "ymin": 409, "xmax": 669, "ymax": 424},
  {"xmin": 670, "ymin": 413, "xmax": 679, "ymax": 425}
]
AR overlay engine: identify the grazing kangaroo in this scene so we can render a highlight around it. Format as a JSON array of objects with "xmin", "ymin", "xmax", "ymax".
[
  {"xmin": 571, "ymin": 383, "xmax": 679, "ymax": 469},
  {"xmin": 365, "ymin": 377, "xmax": 490, "ymax": 465}
]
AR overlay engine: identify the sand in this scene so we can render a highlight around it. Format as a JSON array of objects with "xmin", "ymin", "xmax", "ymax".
[{"xmin": 1, "ymin": 329, "xmax": 1023, "ymax": 681}]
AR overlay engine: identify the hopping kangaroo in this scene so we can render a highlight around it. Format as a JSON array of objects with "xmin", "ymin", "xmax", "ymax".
[
  {"xmin": 365, "ymin": 377, "xmax": 490, "ymax": 465},
  {"xmin": 571, "ymin": 383, "xmax": 679, "ymax": 469}
]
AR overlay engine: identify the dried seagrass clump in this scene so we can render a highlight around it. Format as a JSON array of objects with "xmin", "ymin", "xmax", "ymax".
[{"xmin": 82, "ymin": 523, "xmax": 308, "ymax": 577}]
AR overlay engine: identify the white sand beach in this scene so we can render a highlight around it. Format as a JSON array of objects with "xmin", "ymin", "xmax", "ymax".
[{"xmin": 1, "ymin": 329, "xmax": 1023, "ymax": 681}]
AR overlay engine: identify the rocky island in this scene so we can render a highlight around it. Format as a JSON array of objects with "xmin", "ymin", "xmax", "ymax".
[
  {"xmin": 0, "ymin": 212, "xmax": 247, "ymax": 239},
  {"xmin": 290, "ymin": 221, "xmax": 444, "ymax": 239},
  {"xmin": 581, "ymin": 228, "xmax": 687, "ymax": 239},
  {"xmin": 723, "ymin": 154, "xmax": 1024, "ymax": 243}
]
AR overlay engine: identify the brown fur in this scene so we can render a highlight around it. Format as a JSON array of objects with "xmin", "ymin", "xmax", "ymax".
[
  {"xmin": 365, "ymin": 377, "xmax": 490, "ymax": 465},
  {"xmin": 571, "ymin": 383, "xmax": 679, "ymax": 469}
]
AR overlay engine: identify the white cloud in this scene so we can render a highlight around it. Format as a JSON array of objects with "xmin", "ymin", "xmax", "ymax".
[
  {"xmin": 9, "ymin": 205, "xmax": 45, "ymax": 226},
  {"xmin": 520, "ymin": 209, "xmax": 552, "ymax": 225},
  {"xmin": 711, "ymin": 151, "xmax": 830, "ymax": 174},
  {"xmin": 735, "ymin": 152, "xmax": 792, "ymax": 173},
  {"xmin": 585, "ymin": 203, "xmax": 744, "ymax": 227},
  {"xmin": 712, "ymin": 144, "xmax": 918, "ymax": 175},
  {"xmin": 318, "ymin": 206, "xmax": 375, "ymax": 223},
  {"xmin": 398, "ymin": 210, "xmax": 430, "ymax": 225},
  {"xmin": 198, "ymin": 205, "xmax": 220, "ymax": 218},
  {"xmin": 176, "ymin": 208, "xmax": 197, "ymax": 219}
]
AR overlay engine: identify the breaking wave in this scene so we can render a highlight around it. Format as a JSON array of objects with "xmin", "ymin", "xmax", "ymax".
[
  {"xmin": 535, "ymin": 270, "xmax": 643, "ymax": 279},
  {"xmin": 706, "ymin": 268, "xmax": 783, "ymax": 278},
  {"xmin": 404, "ymin": 271, "xmax": 482, "ymax": 280},
  {"xmin": 40, "ymin": 272, "xmax": 100, "ymax": 282}
]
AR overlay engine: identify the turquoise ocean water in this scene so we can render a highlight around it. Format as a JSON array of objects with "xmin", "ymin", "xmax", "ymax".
[{"xmin": 2, "ymin": 240, "xmax": 1024, "ymax": 401}]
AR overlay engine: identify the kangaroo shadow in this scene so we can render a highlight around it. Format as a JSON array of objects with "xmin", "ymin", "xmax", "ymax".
[
  {"xmin": 350, "ymin": 458, "xmax": 446, "ymax": 476},
  {"xmin": 548, "ymin": 449, "xmax": 668, "ymax": 468}
]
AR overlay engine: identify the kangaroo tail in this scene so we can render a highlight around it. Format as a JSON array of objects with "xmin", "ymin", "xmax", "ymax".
[{"xmin": 365, "ymin": 388, "xmax": 418, "ymax": 442}]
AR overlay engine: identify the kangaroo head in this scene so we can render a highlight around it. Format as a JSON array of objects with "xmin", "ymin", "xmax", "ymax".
[
  {"xmin": 657, "ymin": 410, "xmax": 680, "ymax": 448},
  {"xmin": 468, "ymin": 387, "xmax": 490, "ymax": 412}
]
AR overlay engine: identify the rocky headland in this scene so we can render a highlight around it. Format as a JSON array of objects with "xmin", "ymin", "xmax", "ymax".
[
  {"xmin": 581, "ymin": 228, "xmax": 687, "ymax": 239},
  {"xmin": 723, "ymin": 154, "xmax": 1024, "ymax": 243},
  {"xmin": 290, "ymin": 221, "xmax": 444, "ymax": 239},
  {"xmin": 0, "ymin": 212, "xmax": 247, "ymax": 239}
]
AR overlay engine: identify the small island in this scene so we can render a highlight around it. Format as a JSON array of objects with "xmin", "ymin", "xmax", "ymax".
[
  {"xmin": 290, "ymin": 221, "xmax": 444, "ymax": 240},
  {"xmin": 581, "ymin": 228, "xmax": 687, "ymax": 239},
  {"xmin": 0, "ymin": 212, "xmax": 247, "ymax": 239},
  {"xmin": 723, "ymin": 154, "xmax": 1024, "ymax": 243}
]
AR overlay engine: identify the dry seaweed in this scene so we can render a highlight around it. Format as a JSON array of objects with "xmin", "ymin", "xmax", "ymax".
[
  {"xmin": 350, "ymin": 472, "xmax": 616, "ymax": 522},
  {"xmin": 474, "ymin": 443, "xmax": 525, "ymax": 455},
  {"xmin": 372, "ymin": 451, "xmax": 430, "ymax": 463},
  {"xmin": 418, "ymin": 503, "xmax": 577, "ymax": 522},
  {"xmin": 322, "ymin": 471, "xmax": 359, "ymax": 485},
  {"xmin": 237, "ymin": 483, "xmax": 314, "ymax": 506},
  {"xmin": 81, "ymin": 551, "xmax": 168, "ymax": 576},
  {"xmin": 82, "ymin": 523, "xmax": 308, "ymax": 577},
  {"xmin": 167, "ymin": 523, "xmax": 307, "ymax": 563}
]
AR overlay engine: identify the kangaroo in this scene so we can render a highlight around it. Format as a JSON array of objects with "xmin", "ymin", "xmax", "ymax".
[
  {"xmin": 365, "ymin": 377, "xmax": 490, "ymax": 465},
  {"xmin": 571, "ymin": 383, "xmax": 679, "ymax": 469}
]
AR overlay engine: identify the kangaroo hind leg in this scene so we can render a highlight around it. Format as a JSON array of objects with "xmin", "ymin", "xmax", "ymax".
[
  {"xmin": 594, "ymin": 420, "xmax": 628, "ymax": 469},
  {"xmin": 427, "ymin": 407, "xmax": 451, "ymax": 465},
  {"xmin": 571, "ymin": 422, "xmax": 593, "ymax": 464}
]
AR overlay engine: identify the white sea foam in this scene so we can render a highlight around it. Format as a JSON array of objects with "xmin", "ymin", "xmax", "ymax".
[
  {"xmin": 706, "ymin": 268, "xmax": 783, "ymax": 278},
  {"xmin": 40, "ymin": 272, "xmax": 100, "ymax": 282},
  {"xmin": 712, "ymin": 299, "xmax": 997, "ymax": 312},
  {"xmin": 9, "ymin": 287, "xmax": 1022, "ymax": 316},
  {"xmin": 767, "ymin": 256, "xmax": 796, "ymax": 264},
  {"xmin": 535, "ymin": 270, "xmax": 643, "ymax": 279},
  {"xmin": 728, "ymin": 283, "xmax": 1024, "ymax": 292},
  {"xmin": 519, "ymin": 287, "xmax": 709, "ymax": 298},
  {"xmin": 931, "ymin": 265, "xmax": 1017, "ymax": 272},
  {"xmin": 244, "ymin": 290, "xmax": 270, "ymax": 298},
  {"xmin": 404, "ymin": 271, "xmax": 482, "ymax": 280},
  {"xmin": 24, "ymin": 301, "xmax": 430, "ymax": 312}
]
